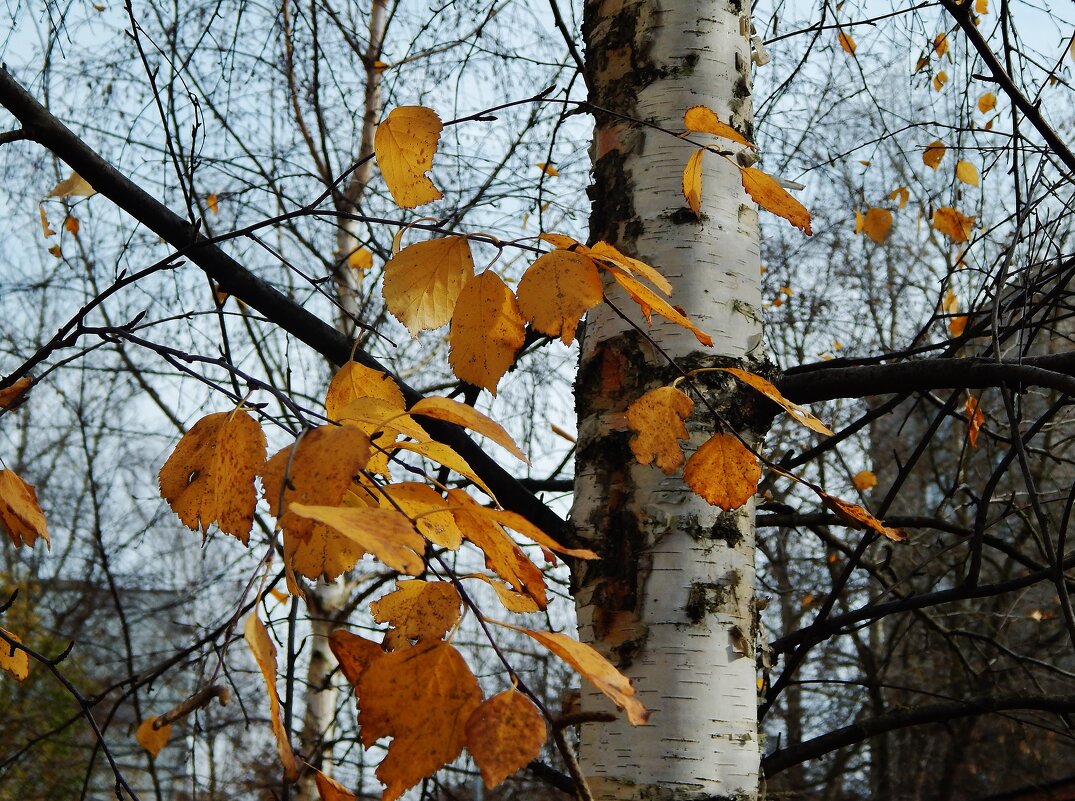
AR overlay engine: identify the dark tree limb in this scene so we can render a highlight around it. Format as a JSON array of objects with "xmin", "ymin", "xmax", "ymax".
[
  {"xmin": 762, "ymin": 694, "xmax": 1075, "ymax": 776},
  {"xmin": 0, "ymin": 67, "xmax": 569, "ymax": 544}
]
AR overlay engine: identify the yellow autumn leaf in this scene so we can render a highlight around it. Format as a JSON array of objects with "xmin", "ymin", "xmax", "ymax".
[
  {"xmin": 932, "ymin": 71, "xmax": 948, "ymax": 91},
  {"xmin": 314, "ymin": 770, "xmax": 357, "ymax": 801},
  {"xmin": 464, "ymin": 573, "xmax": 543, "ymax": 613},
  {"xmin": 486, "ymin": 508, "xmax": 598, "ymax": 559},
  {"xmin": 65, "ymin": 216, "xmax": 80, "ymax": 236},
  {"xmin": 288, "ymin": 504, "xmax": 426, "ymax": 575},
  {"xmin": 448, "ymin": 271, "xmax": 526, "ymax": 395},
  {"xmin": 488, "ymin": 620, "xmax": 649, "ymax": 725},
  {"xmin": 206, "ymin": 193, "xmax": 219, "ymax": 214},
  {"xmin": 683, "ymin": 432, "xmax": 761, "ymax": 510},
  {"xmin": 923, "ymin": 140, "xmax": 946, "ymax": 170},
  {"xmin": 0, "ymin": 469, "xmax": 49, "ymax": 549},
  {"xmin": 889, "ymin": 186, "xmax": 909, "ymax": 208},
  {"xmin": 262, "ymin": 425, "xmax": 373, "ymax": 583},
  {"xmin": 325, "ymin": 361, "xmax": 405, "ymax": 421},
  {"xmin": 335, "ymin": 397, "xmax": 429, "ymax": 443},
  {"xmin": 358, "ymin": 641, "xmax": 483, "ymax": 801},
  {"xmin": 741, "ymin": 167, "xmax": 812, "ymax": 235},
  {"xmin": 932, "ymin": 207, "xmax": 975, "ymax": 243},
  {"xmin": 625, "ymin": 386, "xmax": 694, "ymax": 473},
  {"xmin": 852, "ymin": 470, "xmax": 877, "ymax": 490},
  {"xmin": 0, "ymin": 628, "xmax": 28, "ymax": 680},
  {"xmin": 975, "ymin": 0, "xmax": 988, "ymax": 13},
  {"xmin": 956, "ymin": 160, "xmax": 979, "ymax": 186},
  {"xmin": 683, "ymin": 106, "xmax": 752, "ymax": 146},
  {"xmin": 448, "ymin": 489, "xmax": 547, "ymax": 609},
  {"xmin": 978, "ymin": 92, "xmax": 996, "ymax": 113},
  {"xmin": 719, "ymin": 367, "xmax": 834, "ymax": 436},
  {"xmin": 38, "ymin": 207, "xmax": 55, "ymax": 237},
  {"xmin": 135, "ymin": 717, "xmax": 172, "ymax": 757},
  {"xmin": 48, "ymin": 171, "xmax": 96, "ymax": 198},
  {"xmin": 465, "ymin": 689, "xmax": 547, "ymax": 788},
  {"xmin": 965, "ymin": 395, "xmax": 985, "ymax": 448},
  {"xmin": 371, "ymin": 580, "xmax": 463, "ymax": 642},
  {"xmin": 607, "ymin": 267, "xmax": 713, "ymax": 346},
  {"xmin": 682, "ymin": 148, "xmax": 704, "ymax": 215},
  {"xmin": 347, "ymin": 247, "xmax": 374, "ymax": 272},
  {"xmin": 158, "ymin": 409, "xmax": 266, "ymax": 544},
  {"xmin": 535, "ymin": 162, "xmax": 559, "ymax": 177},
  {"xmin": 934, "ymin": 33, "xmax": 948, "ymax": 57},
  {"xmin": 382, "ymin": 236, "xmax": 475, "ymax": 335},
  {"xmin": 587, "ymin": 241, "xmax": 672, "ymax": 296},
  {"xmin": 392, "ymin": 440, "xmax": 496, "ymax": 500},
  {"xmin": 244, "ymin": 614, "xmax": 300, "ymax": 782},
  {"xmin": 838, "ymin": 31, "xmax": 856, "ymax": 54},
  {"xmin": 949, "ymin": 314, "xmax": 968, "ymax": 337},
  {"xmin": 862, "ymin": 207, "xmax": 893, "ymax": 244},
  {"xmin": 47, "ymin": 244, "xmax": 62, "ymax": 259},
  {"xmin": 516, "ymin": 250, "xmax": 602, "ymax": 346},
  {"xmin": 374, "ymin": 106, "xmax": 444, "ymax": 208},
  {"xmin": 0, "ymin": 376, "xmax": 33, "ymax": 411},
  {"xmin": 375, "ymin": 482, "xmax": 465, "ymax": 549},
  {"xmin": 328, "ymin": 629, "xmax": 384, "ymax": 691},
  {"xmin": 854, "ymin": 209, "xmax": 865, "ymax": 233},
  {"xmin": 821, "ymin": 492, "xmax": 906, "ymax": 541},
  {"xmin": 410, "ymin": 396, "xmax": 527, "ymax": 462}
]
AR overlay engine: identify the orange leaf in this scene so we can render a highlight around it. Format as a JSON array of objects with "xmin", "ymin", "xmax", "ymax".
[
  {"xmin": 976, "ymin": 0, "xmax": 988, "ymax": 13},
  {"xmin": 371, "ymin": 580, "xmax": 463, "ymax": 642},
  {"xmin": 683, "ymin": 106, "xmax": 751, "ymax": 146},
  {"xmin": 965, "ymin": 395, "xmax": 985, "ymax": 448},
  {"xmin": 329, "ymin": 629, "xmax": 384, "ymax": 691},
  {"xmin": 347, "ymin": 247, "xmax": 374, "ymax": 272},
  {"xmin": 206, "ymin": 193, "xmax": 219, "ymax": 214},
  {"xmin": 682, "ymin": 148, "xmax": 703, "ymax": 215},
  {"xmin": 889, "ymin": 186, "xmax": 909, "ymax": 208},
  {"xmin": 956, "ymin": 160, "xmax": 979, "ymax": 186},
  {"xmin": 535, "ymin": 162, "xmax": 559, "ymax": 177},
  {"xmin": 488, "ymin": 621, "xmax": 649, "ymax": 725},
  {"xmin": 410, "ymin": 396, "xmax": 528, "ymax": 463},
  {"xmin": 0, "ymin": 628, "xmax": 29, "ymax": 680},
  {"xmin": 38, "ymin": 207, "xmax": 55, "ymax": 237},
  {"xmin": 0, "ymin": 469, "xmax": 49, "ymax": 549},
  {"xmin": 838, "ymin": 31, "xmax": 856, "ymax": 54},
  {"xmin": 932, "ymin": 207, "xmax": 975, "ymax": 243},
  {"xmin": 287, "ymin": 504, "xmax": 426, "ymax": 575},
  {"xmin": 625, "ymin": 386, "xmax": 694, "ymax": 473},
  {"xmin": 821, "ymin": 493, "xmax": 906, "ymax": 541},
  {"xmin": 64, "ymin": 216, "xmax": 80, "ymax": 236},
  {"xmin": 135, "ymin": 717, "xmax": 172, "ymax": 758},
  {"xmin": 374, "ymin": 106, "xmax": 444, "ymax": 208},
  {"xmin": 516, "ymin": 250, "xmax": 602, "ymax": 345},
  {"xmin": 741, "ymin": 167, "xmax": 812, "ymax": 235},
  {"xmin": 448, "ymin": 271, "xmax": 526, "ymax": 395},
  {"xmin": 932, "ymin": 71, "xmax": 948, "ymax": 91},
  {"xmin": 486, "ymin": 508, "xmax": 598, "ymax": 559},
  {"xmin": 934, "ymin": 32, "xmax": 948, "ymax": 57},
  {"xmin": 978, "ymin": 92, "xmax": 996, "ymax": 113},
  {"xmin": 326, "ymin": 362, "xmax": 405, "ymax": 420},
  {"xmin": 262, "ymin": 425, "xmax": 373, "ymax": 583},
  {"xmin": 448, "ymin": 489, "xmax": 547, "ymax": 610},
  {"xmin": 719, "ymin": 367, "xmax": 834, "ymax": 436},
  {"xmin": 382, "ymin": 236, "xmax": 474, "ymax": 335},
  {"xmin": 852, "ymin": 470, "xmax": 877, "ymax": 490},
  {"xmin": 923, "ymin": 140, "xmax": 946, "ymax": 170},
  {"xmin": 607, "ymin": 267, "xmax": 713, "ymax": 346},
  {"xmin": 683, "ymin": 432, "xmax": 761, "ymax": 510},
  {"xmin": 0, "ymin": 376, "xmax": 32, "ymax": 411},
  {"xmin": 464, "ymin": 574, "xmax": 542, "ymax": 613},
  {"xmin": 949, "ymin": 314, "xmax": 968, "ymax": 337},
  {"xmin": 244, "ymin": 614, "xmax": 300, "ymax": 782},
  {"xmin": 376, "ymin": 482, "xmax": 464, "ymax": 549},
  {"xmin": 358, "ymin": 641, "xmax": 482, "ymax": 801},
  {"xmin": 158, "ymin": 409, "xmax": 266, "ymax": 544},
  {"xmin": 862, "ymin": 207, "xmax": 892, "ymax": 244},
  {"xmin": 587, "ymin": 241, "xmax": 672, "ymax": 296},
  {"xmin": 465, "ymin": 689, "xmax": 547, "ymax": 788},
  {"xmin": 314, "ymin": 770, "xmax": 356, "ymax": 801},
  {"xmin": 48, "ymin": 171, "xmax": 96, "ymax": 198}
]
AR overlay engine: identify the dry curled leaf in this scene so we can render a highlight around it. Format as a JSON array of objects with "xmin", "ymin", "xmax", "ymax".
[
  {"xmin": 683, "ymin": 432, "xmax": 761, "ymax": 511},
  {"xmin": 720, "ymin": 367, "xmax": 834, "ymax": 436},
  {"xmin": 0, "ymin": 469, "xmax": 49, "ymax": 549},
  {"xmin": 244, "ymin": 614, "xmax": 300, "ymax": 782},
  {"xmin": 374, "ymin": 106, "xmax": 444, "ymax": 208},
  {"xmin": 607, "ymin": 267, "xmax": 713, "ymax": 346},
  {"xmin": 838, "ymin": 31, "xmax": 856, "ymax": 54},
  {"xmin": 315, "ymin": 770, "xmax": 357, "ymax": 801},
  {"xmin": 48, "ymin": 171, "xmax": 96, "ymax": 198},
  {"xmin": 821, "ymin": 492, "xmax": 906, "ymax": 541},
  {"xmin": 158, "ymin": 409, "xmax": 266, "ymax": 544},
  {"xmin": 741, "ymin": 167, "xmax": 812, "ymax": 235},
  {"xmin": 625, "ymin": 386, "xmax": 694, "ymax": 473},
  {"xmin": 683, "ymin": 106, "xmax": 751, "ymax": 146},
  {"xmin": 682, "ymin": 149, "xmax": 704, "ymax": 215},
  {"xmin": 889, "ymin": 186, "xmax": 909, "ymax": 208},
  {"xmin": 0, "ymin": 376, "xmax": 33, "ymax": 411},
  {"xmin": 966, "ymin": 395, "xmax": 985, "ymax": 448}
]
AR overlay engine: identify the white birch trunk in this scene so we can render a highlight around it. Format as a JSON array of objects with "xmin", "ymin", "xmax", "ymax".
[{"xmin": 573, "ymin": 0, "xmax": 764, "ymax": 798}]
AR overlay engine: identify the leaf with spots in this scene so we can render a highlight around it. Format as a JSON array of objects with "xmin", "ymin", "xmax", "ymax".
[
  {"xmin": 465, "ymin": 689, "xmax": 547, "ymax": 788},
  {"xmin": 371, "ymin": 580, "xmax": 463, "ymax": 642},
  {"xmin": 683, "ymin": 432, "xmax": 761, "ymax": 511},
  {"xmin": 374, "ymin": 106, "xmax": 444, "ymax": 208},
  {"xmin": 516, "ymin": 249, "xmax": 602, "ymax": 346},
  {"xmin": 382, "ymin": 237, "xmax": 474, "ymax": 335},
  {"xmin": 448, "ymin": 271, "xmax": 526, "ymax": 395},
  {"xmin": 626, "ymin": 386, "xmax": 694, "ymax": 473},
  {"xmin": 0, "ymin": 470, "xmax": 49, "ymax": 549}
]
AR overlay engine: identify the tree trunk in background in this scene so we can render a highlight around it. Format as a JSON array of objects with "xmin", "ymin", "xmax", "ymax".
[{"xmin": 573, "ymin": 1, "xmax": 765, "ymax": 799}]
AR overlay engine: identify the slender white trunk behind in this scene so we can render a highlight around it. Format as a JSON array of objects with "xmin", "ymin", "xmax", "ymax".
[{"xmin": 574, "ymin": 0, "xmax": 763, "ymax": 798}]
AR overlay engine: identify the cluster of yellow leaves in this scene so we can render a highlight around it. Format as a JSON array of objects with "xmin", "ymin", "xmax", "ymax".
[
  {"xmin": 380, "ymin": 228, "xmax": 710, "ymax": 392},
  {"xmin": 680, "ymin": 106, "xmax": 812, "ymax": 235}
]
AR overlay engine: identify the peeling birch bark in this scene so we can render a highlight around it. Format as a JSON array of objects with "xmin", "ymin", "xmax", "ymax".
[{"xmin": 573, "ymin": 0, "xmax": 766, "ymax": 798}]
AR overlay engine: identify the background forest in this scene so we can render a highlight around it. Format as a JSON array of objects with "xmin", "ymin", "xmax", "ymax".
[{"xmin": 3, "ymin": 0, "xmax": 1075, "ymax": 800}]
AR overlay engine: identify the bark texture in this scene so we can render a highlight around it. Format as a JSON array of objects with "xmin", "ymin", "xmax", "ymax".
[{"xmin": 573, "ymin": 0, "xmax": 765, "ymax": 798}]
